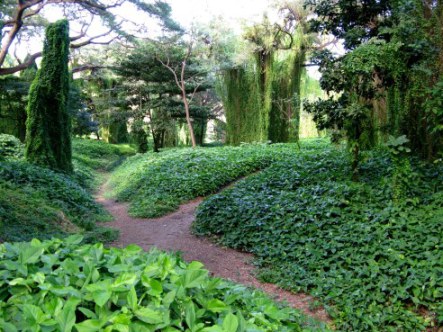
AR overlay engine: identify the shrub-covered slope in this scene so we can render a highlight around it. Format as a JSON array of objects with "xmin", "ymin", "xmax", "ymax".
[
  {"xmin": 194, "ymin": 149, "xmax": 443, "ymax": 330},
  {"xmin": 108, "ymin": 144, "xmax": 303, "ymax": 218},
  {"xmin": 0, "ymin": 137, "xmax": 133, "ymax": 242},
  {"xmin": 0, "ymin": 236, "xmax": 330, "ymax": 331}
]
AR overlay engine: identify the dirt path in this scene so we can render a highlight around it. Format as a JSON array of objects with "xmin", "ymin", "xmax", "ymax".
[{"xmin": 96, "ymin": 178, "xmax": 331, "ymax": 324}]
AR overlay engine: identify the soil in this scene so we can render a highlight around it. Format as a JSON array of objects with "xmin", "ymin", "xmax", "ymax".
[{"xmin": 95, "ymin": 177, "xmax": 331, "ymax": 324}]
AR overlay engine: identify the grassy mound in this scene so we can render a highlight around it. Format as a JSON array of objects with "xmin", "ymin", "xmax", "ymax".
[
  {"xmin": 108, "ymin": 144, "xmax": 303, "ymax": 218},
  {"xmin": 0, "ymin": 236, "xmax": 330, "ymax": 331},
  {"xmin": 194, "ymin": 148, "xmax": 443, "ymax": 330}
]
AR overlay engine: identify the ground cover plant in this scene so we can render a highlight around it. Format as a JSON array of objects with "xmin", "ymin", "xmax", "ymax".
[
  {"xmin": 0, "ymin": 138, "xmax": 133, "ymax": 243},
  {"xmin": 194, "ymin": 147, "xmax": 443, "ymax": 330},
  {"xmin": 0, "ymin": 160, "xmax": 114, "ymax": 243},
  {"xmin": 72, "ymin": 138, "xmax": 135, "ymax": 190},
  {"xmin": 108, "ymin": 144, "xmax": 303, "ymax": 218},
  {"xmin": 0, "ymin": 236, "xmax": 330, "ymax": 331}
]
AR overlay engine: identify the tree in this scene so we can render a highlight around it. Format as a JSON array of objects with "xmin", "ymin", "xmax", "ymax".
[
  {"xmin": 118, "ymin": 39, "xmax": 212, "ymax": 150},
  {"xmin": 0, "ymin": 0, "xmax": 180, "ymax": 75},
  {"xmin": 157, "ymin": 34, "xmax": 210, "ymax": 148},
  {"xmin": 217, "ymin": 2, "xmax": 313, "ymax": 145},
  {"xmin": 25, "ymin": 19, "xmax": 72, "ymax": 173},
  {"xmin": 305, "ymin": 0, "xmax": 443, "ymax": 160}
]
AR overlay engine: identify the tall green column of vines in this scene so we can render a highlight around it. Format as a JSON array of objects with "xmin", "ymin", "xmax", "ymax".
[
  {"xmin": 25, "ymin": 19, "xmax": 72, "ymax": 173},
  {"xmin": 219, "ymin": 66, "xmax": 262, "ymax": 145}
]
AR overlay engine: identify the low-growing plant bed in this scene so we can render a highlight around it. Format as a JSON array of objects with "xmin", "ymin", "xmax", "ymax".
[
  {"xmin": 108, "ymin": 144, "xmax": 305, "ymax": 218},
  {"xmin": 0, "ymin": 138, "xmax": 134, "ymax": 242},
  {"xmin": 193, "ymin": 148, "xmax": 443, "ymax": 330},
  {"xmin": 0, "ymin": 236, "xmax": 330, "ymax": 331}
]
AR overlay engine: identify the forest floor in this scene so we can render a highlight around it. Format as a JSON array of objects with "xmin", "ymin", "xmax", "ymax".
[{"xmin": 95, "ymin": 174, "xmax": 331, "ymax": 324}]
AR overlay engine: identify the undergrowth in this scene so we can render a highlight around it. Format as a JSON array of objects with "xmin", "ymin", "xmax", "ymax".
[
  {"xmin": 0, "ymin": 236, "xmax": 330, "ymax": 331},
  {"xmin": 72, "ymin": 138, "xmax": 134, "ymax": 189},
  {"xmin": 0, "ymin": 138, "xmax": 134, "ymax": 242},
  {"xmin": 108, "ymin": 143, "xmax": 308, "ymax": 218},
  {"xmin": 194, "ymin": 148, "xmax": 443, "ymax": 330}
]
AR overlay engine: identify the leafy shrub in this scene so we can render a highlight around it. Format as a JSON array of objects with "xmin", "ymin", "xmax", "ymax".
[
  {"xmin": 0, "ymin": 134, "xmax": 24, "ymax": 160},
  {"xmin": 0, "ymin": 236, "xmax": 330, "ymax": 331},
  {"xmin": 108, "ymin": 144, "xmax": 301, "ymax": 218},
  {"xmin": 194, "ymin": 149, "xmax": 443, "ymax": 330},
  {"xmin": 0, "ymin": 160, "xmax": 116, "ymax": 242}
]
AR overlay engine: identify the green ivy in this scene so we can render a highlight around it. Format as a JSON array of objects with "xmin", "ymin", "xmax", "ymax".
[
  {"xmin": 194, "ymin": 148, "xmax": 443, "ymax": 330},
  {"xmin": 108, "ymin": 144, "xmax": 308, "ymax": 218}
]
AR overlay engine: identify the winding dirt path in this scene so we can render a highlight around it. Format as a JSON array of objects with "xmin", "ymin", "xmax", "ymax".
[{"xmin": 95, "ymin": 177, "xmax": 331, "ymax": 324}]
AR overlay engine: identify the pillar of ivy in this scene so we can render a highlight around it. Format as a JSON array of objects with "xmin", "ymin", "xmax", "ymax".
[{"xmin": 25, "ymin": 19, "xmax": 72, "ymax": 173}]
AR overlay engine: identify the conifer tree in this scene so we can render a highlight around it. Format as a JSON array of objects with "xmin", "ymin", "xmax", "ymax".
[{"xmin": 25, "ymin": 19, "xmax": 72, "ymax": 173}]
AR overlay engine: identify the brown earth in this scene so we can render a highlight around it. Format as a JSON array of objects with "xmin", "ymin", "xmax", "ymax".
[{"xmin": 96, "ymin": 177, "xmax": 331, "ymax": 324}]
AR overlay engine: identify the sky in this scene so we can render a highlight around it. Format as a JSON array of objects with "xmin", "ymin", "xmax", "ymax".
[{"xmin": 166, "ymin": 0, "xmax": 276, "ymax": 29}]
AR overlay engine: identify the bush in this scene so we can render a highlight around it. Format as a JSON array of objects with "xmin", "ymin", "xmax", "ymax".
[
  {"xmin": 194, "ymin": 148, "xmax": 443, "ymax": 330},
  {"xmin": 0, "ymin": 134, "xmax": 24, "ymax": 160},
  {"xmin": 0, "ymin": 236, "xmax": 330, "ymax": 331}
]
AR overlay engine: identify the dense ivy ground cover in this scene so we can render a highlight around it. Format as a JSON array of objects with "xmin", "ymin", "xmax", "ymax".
[
  {"xmin": 72, "ymin": 139, "xmax": 135, "ymax": 190},
  {"xmin": 108, "ymin": 144, "xmax": 302, "ymax": 218},
  {"xmin": 194, "ymin": 147, "xmax": 443, "ymax": 330},
  {"xmin": 0, "ymin": 236, "xmax": 329, "ymax": 331},
  {"xmin": 0, "ymin": 138, "xmax": 133, "ymax": 242}
]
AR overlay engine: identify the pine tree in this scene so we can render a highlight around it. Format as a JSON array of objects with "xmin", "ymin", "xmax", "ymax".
[{"xmin": 25, "ymin": 19, "xmax": 72, "ymax": 173}]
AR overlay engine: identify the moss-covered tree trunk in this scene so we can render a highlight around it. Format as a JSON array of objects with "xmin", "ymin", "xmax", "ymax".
[{"xmin": 25, "ymin": 19, "xmax": 72, "ymax": 173}]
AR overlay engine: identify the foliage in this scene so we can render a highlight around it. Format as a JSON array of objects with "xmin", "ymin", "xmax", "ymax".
[
  {"xmin": 25, "ymin": 19, "xmax": 72, "ymax": 173},
  {"xmin": 0, "ymin": 236, "xmax": 328, "ymax": 331},
  {"xmin": 0, "ymin": 0, "xmax": 180, "ymax": 75},
  {"xmin": 108, "ymin": 145, "xmax": 298, "ymax": 217},
  {"xmin": 0, "ymin": 159, "xmax": 116, "ymax": 243},
  {"xmin": 117, "ymin": 39, "xmax": 214, "ymax": 150},
  {"xmin": 218, "ymin": 12, "xmax": 310, "ymax": 145},
  {"xmin": 305, "ymin": 0, "xmax": 443, "ymax": 159},
  {"xmin": 0, "ymin": 138, "xmax": 132, "ymax": 242},
  {"xmin": 0, "ymin": 75, "xmax": 31, "ymax": 141},
  {"xmin": 72, "ymin": 138, "xmax": 134, "ymax": 171},
  {"xmin": 0, "ymin": 134, "xmax": 23, "ymax": 160},
  {"xmin": 194, "ymin": 146, "xmax": 443, "ymax": 330}
]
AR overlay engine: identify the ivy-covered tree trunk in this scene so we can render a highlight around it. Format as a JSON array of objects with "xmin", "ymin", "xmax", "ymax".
[{"xmin": 25, "ymin": 19, "xmax": 72, "ymax": 173}]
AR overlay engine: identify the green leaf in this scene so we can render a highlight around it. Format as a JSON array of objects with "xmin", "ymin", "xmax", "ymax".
[
  {"xmin": 147, "ymin": 279, "xmax": 163, "ymax": 296},
  {"xmin": 75, "ymin": 319, "xmax": 103, "ymax": 332},
  {"xmin": 134, "ymin": 307, "xmax": 164, "ymax": 324},
  {"xmin": 183, "ymin": 268, "xmax": 208, "ymax": 288},
  {"xmin": 127, "ymin": 286, "xmax": 138, "ymax": 311},
  {"xmin": 18, "ymin": 243, "xmax": 44, "ymax": 265},
  {"xmin": 222, "ymin": 313, "xmax": 238, "ymax": 332},
  {"xmin": 185, "ymin": 301, "xmax": 196, "ymax": 329},
  {"xmin": 0, "ymin": 319, "xmax": 18, "ymax": 332},
  {"xmin": 162, "ymin": 290, "xmax": 176, "ymax": 307},
  {"xmin": 207, "ymin": 299, "xmax": 227, "ymax": 313},
  {"xmin": 56, "ymin": 298, "xmax": 80, "ymax": 332},
  {"xmin": 92, "ymin": 290, "xmax": 112, "ymax": 307}
]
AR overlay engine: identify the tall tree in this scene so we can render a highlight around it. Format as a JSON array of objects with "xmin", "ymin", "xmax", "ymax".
[
  {"xmin": 25, "ymin": 19, "xmax": 72, "ymax": 173},
  {"xmin": 305, "ymin": 0, "xmax": 443, "ymax": 160}
]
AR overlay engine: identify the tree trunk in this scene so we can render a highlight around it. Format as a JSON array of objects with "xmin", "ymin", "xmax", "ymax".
[{"xmin": 181, "ymin": 83, "xmax": 196, "ymax": 148}]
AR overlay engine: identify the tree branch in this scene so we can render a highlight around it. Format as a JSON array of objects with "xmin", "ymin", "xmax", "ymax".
[{"xmin": 0, "ymin": 52, "xmax": 42, "ymax": 75}]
